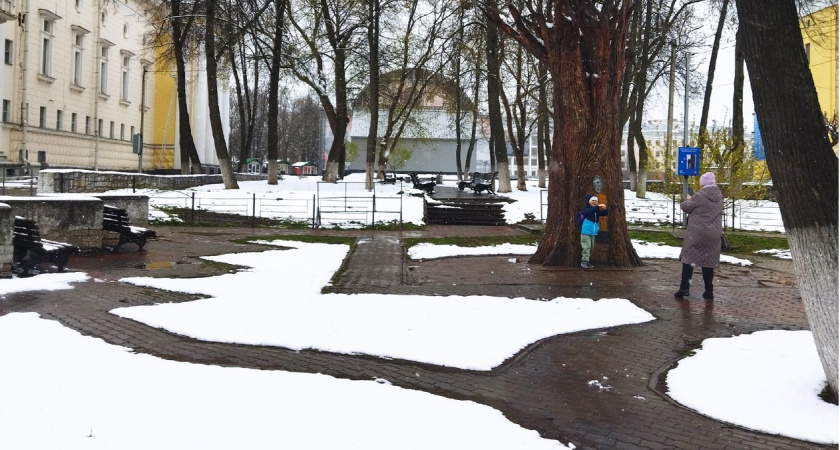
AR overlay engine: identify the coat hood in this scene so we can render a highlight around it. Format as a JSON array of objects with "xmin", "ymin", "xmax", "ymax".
[{"xmin": 698, "ymin": 185, "xmax": 724, "ymax": 203}]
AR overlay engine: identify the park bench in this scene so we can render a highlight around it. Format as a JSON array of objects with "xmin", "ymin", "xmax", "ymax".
[
  {"xmin": 471, "ymin": 172, "xmax": 498, "ymax": 194},
  {"xmin": 380, "ymin": 172, "xmax": 398, "ymax": 184},
  {"xmin": 13, "ymin": 216, "xmax": 79, "ymax": 274},
  {"xmin": 408, "ymin": 172, "xmax": 436, "ymax": 195},
  {"xmin": 457, "ymin": 172, "xmax": 480, "ymax": 191},
  {"xmin": 102, "ymin": 205, "xmax": 157, "ymax": 252}
]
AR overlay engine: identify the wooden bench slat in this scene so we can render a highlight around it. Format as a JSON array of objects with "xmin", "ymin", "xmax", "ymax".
[
  {"xmin": 102, "ymin": 205, "xmax": 156, "ymax": 252},
  {"xmin": 13, "ymin": 217, "xmax": 79, "ymax": 274}
]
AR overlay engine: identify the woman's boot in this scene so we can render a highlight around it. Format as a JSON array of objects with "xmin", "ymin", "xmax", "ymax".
[
  {"xmin": 674, "ymin": 263, "xmax": 693, "ymax": 298},
  {"xmin": 702, "ymin": 267, "xmax": 714, "ymax": 300}
]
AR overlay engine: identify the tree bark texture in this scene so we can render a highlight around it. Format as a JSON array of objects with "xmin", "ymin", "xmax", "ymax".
[
  {"xmin": 494, "ymin": 0, "xmax": 640, "ymax": 266},
  {"xmin": 204, "ymin": 0, "xmax": 239, "ymax": 189},
  {"xmin": 735, "ymin": 0, "xmax": 838, "ymax": 400},
  {"xmin": 266, "ymin": 0, "xmax": 286, "ymax": 185},
  {"xmin": 731, "ymin": 27, "xmax": 745, "ymax": 152},
  {"xmin": 171, "ymin": 0, "xmax": 202, "ymax": 174},
  {"xmin": 485, "ymin": 17, "xmax": 511, "ymax": 193},
  {"xmin": 365, "ymin": 0, "xmax": 379, "ymax": 190}
]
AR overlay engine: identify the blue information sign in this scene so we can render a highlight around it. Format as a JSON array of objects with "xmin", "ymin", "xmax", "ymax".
[
  {"xmin": 677, "ymin": 147, "xmax": 701, "ymax": 176},
  {"xmin": 753, "ymin": 114, "xmax": 766, "ymax": 161}
]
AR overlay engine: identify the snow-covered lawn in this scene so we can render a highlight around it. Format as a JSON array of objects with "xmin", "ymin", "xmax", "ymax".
[
  {"xmin": 109, "ymin": 173, "xmax": 786, "ymax": 233},
  {"xmin": 0, "ymin": 173, "xmax": 822, "ymax": 448},
  {"xmin": 667, "ymin": 330, "xmax": 837, "ymax": 445},
  {"xmin": 0, "ymin": 312, "xmax": 569, "ymax": 450},
  {"xmin": 112, "ymin": 240, "xmax": 655, "ymax": 370}
]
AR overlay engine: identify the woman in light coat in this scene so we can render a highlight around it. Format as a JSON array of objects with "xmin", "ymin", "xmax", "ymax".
[{"xmin": 675, "ymin": 172, "xmax": 724, "ymax": 299}]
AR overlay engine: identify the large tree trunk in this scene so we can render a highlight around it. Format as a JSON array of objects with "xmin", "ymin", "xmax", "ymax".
[
  {"xmin": 171, "ymin": 0, "xmax": 202, "ymax": 174},
  {"xmin": 322, "ymin": 56, "xmax": 350, "ymax": 183},
  {"xmin": 632, "ymin": 0, "xmax": 653, "ymax": 200},
  {"xmin": 265, "ymin": 0, "xmax": 286, "ymax": 185},
  {"xmin": 485, "ymin": 17, "xmax": 511, "ymax": 193},
  {"xmin": 623, "ymin": 0, "xmax": 642, "ymax": 192},
  {"xmin": 464, "ymin": 66, "xmax": 482, "ymax": 176},
  {"xmin": 524, "ymin": 2, "xmax": 639, "ymax": 267},
  {"xmin": 364, "ymin": 0, "xmax": 379, "ymax": 190},
  {"xmin": 731, "ymin": 27, "xmax": 745, "ymax": 154},
  {"xmin": 630, "ymin": 112, "xmax": 648, "ymax": 199},
  {"xmin": 537, "ymin": 62, "xmax": 548, "ymax": 189},
  {"xmin": 735, "ymin": 0, "xmax": 838, "ymax": 401},
  {"xmin": 454, "ymin": 10, "xmax": 465, "ymax": 181},
  {"xmin": 204, "ymin": 0, "xmax": 239, "ymax": 189},
  {"xmin": 230, "ymin": 46, "xmax": 252, "ymax": 174}
]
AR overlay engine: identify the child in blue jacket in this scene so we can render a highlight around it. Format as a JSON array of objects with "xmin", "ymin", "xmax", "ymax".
[{"xmin": 580, "ymin": 194, "xmax": 608, "ymax": 269}]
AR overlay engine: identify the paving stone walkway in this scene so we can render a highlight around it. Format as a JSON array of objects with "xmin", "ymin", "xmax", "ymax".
[{"xmin": 0, "ymin": 225, "xmax": 831, "ymax": 449}]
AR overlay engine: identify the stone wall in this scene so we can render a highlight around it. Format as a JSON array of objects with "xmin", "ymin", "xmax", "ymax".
[
  {"xmin": 38, "ymin": 170, "xmax": 266, "ymax": 194},
  {"xmin": 0, "ymin": 196, "xmax": 105, "ymax": 251}
]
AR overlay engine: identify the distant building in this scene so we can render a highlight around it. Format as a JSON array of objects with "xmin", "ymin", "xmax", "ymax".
[
  {"xmin": 346, "ymin": 69, "xmax": 489, "ymax": 175},
  {"xmin": 800, "ymin": 4, "xmax": 838, "ymax": 122}
]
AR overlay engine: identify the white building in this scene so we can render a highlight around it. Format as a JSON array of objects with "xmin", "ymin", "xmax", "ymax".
[{"xmin": 0, "ymin": 0, "xmax": 226, "ymax": 175}]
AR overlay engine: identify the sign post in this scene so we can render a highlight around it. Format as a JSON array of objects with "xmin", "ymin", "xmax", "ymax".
[
  {"xmin": 677, "ymin": 146, "xmax": 701, "ymax": 224},
  {"xmin": 133, "ymin": 133, "xmax": 143, "ymax": 174}
]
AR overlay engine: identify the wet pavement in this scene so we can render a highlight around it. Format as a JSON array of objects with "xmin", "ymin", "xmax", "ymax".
[{"xmin": 0, "ymin": 225, "xmax": 831, "ymax": 449}]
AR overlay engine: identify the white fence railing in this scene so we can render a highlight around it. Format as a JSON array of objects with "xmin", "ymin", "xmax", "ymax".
[{"xmin": 539, "ymin": 190, "xmax": 785, "ymax": 233}]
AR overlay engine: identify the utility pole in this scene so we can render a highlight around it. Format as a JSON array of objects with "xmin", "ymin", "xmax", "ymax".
[
  {"xmin": 665, "ymin": 41, "xmax": 676, "ymax": 184},
  {"xmin": 682, "ymin": 52, "xmax": 691, "ymax": 224},
  {"xmin": 684, "ymin": 52, "xmax": 691, "ymax": 146},
  {"xmin": 138, "ymin": 65, "xmax": 147, "ymax": 173}
]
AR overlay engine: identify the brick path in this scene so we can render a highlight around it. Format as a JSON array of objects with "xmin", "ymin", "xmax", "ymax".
[{"xmin": 0, "ymin": 225, "xmax": 831, "ymax": 449}]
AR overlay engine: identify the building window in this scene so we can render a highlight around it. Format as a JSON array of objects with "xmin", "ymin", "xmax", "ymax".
[
  {"xmin": 2, "ymin": 99, "xmax": 9, "ymax": 122},
  {"xmin": 72, "ymin": 28, "xmax": 89, "ymax": 86},
  {"xmin": 109, "ymin": 120, "xmax": 114, "ymax": 138},
  {"xmin": 39, "ymin": 106, "xmax": 46, "ymax": 127},
  {"xmin": 121, "ymin": 54, "xmax": 130, "ymax": 100},
  {"xmin": 120, "ymin": 123, "xmax": 125, "ymax": 140},
  {"xmin": 71, "ymin": 112, "xmax": 77, "ymax": 132},
  {"xmin": 130, "ymin": 125, "xmax": 134, "ymax": 138},
  {"xmin": 97, "ymin": 118, "xmax": 103, "ymax": 136},
  {"xmin": 37, "ymin": 10, "xmax": 62, "ymax": 77},
  {"xmin": 805, "ymin": 43, "xmax": 810, "ymax": 64},
  {"xmin": 41, "ymin": 19, "xmax": 55, "ymax": 76},
  {"xmin": 98, "ymin": 42, "xmax": 112, "ymax": 94},
  {"xmin": 4, "ymin": 39, "xmax": 11, "ymax": 65},
  {"xmin": 85, "ymin": 116, "xmax": 90, "ymax": 134},
  {"xmin": 56, "ymin": 109, "xmax": 62, "ymax": 130}
]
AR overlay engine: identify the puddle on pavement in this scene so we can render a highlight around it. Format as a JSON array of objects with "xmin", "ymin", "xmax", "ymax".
[{"xmin": 138, "ymin": 261, "xmax": 177, "ymax": 270}]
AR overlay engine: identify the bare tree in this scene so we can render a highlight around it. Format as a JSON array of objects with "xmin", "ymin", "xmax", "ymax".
[
  {"xmin": 484, "ymin": 8, "xmax": 511, "ymax": 193},
  {"xmin": 443, "ymin": 5, "xmax": 484, "ymax": 181},
  {"xmin": 735, "ymin": 0, "xmax": 838, "ymax": 401},
  {"xmin": 205, "ymin": 0, "xmax": 239, "ymax": 188},
  {"xmin": 621, "ymin": 0, "xmax": 702, "ymax": 196},
  {"xmin": 697, "ymin": 0, "xmax": 731, "ymax": 157},
  {"xmin": 499, "ymin": 33, "xmax": 539, "ymax": 191},
  {"xmin": 364, "ymin": 0, "xmax": 382, "ymax": 190},
  {"xmin": 286, "ymin": 0, "xmax": 366, "ymax": 182},
  {"xmin": 265, "ymin": 0, "xmax": 288, "ymax": 185}
]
